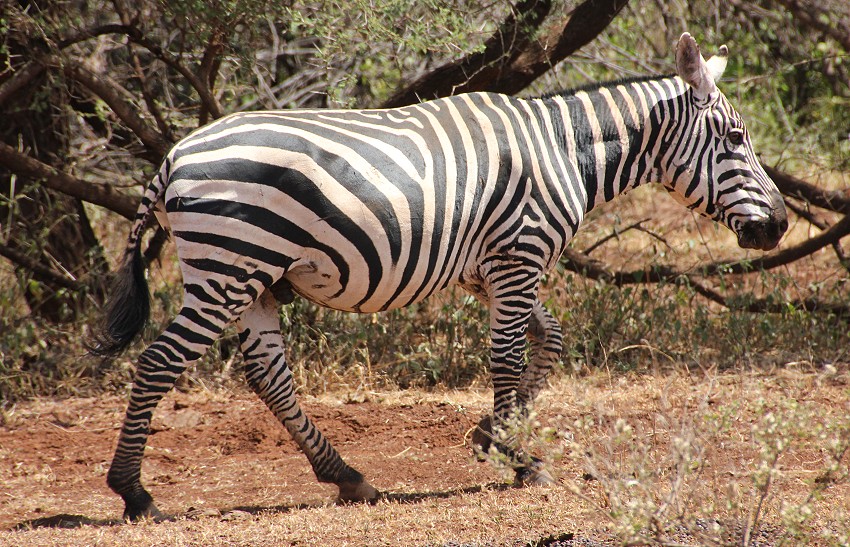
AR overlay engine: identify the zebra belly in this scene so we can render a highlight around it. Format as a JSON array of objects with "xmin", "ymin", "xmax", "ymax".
[
  {"xmin": 284, "ymin": 258, "xmax": 429, "ymax": 313},
  {"xmin": 283, "ymin": 240, "xmax": 470, "ymax": 314}
]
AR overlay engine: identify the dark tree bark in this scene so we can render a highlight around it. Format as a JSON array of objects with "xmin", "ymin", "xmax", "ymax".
[{"xmin": 0, "ymin": 141, "xmax": 137, "ymax": 219}]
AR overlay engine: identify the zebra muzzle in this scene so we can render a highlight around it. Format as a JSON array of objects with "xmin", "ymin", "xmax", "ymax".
[{"xmin": 736, "ymin": 214, "xmax": 788, "ymax": 251}]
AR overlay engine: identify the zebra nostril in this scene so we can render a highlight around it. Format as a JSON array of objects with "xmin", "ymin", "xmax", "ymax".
[{"xmin": 768, "ymin": 216, "xmax": 788, "ymax": 240}]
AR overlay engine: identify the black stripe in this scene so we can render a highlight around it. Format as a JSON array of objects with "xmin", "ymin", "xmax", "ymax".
[
  {"xmin": 562, "ymin": 94, "xmax": 597, "ymax": 211},
  {"xmin": 586, "ymin": 91, "xmax": 621, "ymax": 203}
]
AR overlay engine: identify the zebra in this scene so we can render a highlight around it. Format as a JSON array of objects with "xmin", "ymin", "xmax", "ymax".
[{"xmin": 90, "ymin": 32, "xmax": 787, "ymax": 520}]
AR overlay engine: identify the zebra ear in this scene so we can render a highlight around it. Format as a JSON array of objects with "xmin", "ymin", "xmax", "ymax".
[
  {"xmin": 706, "ymin": 45, "xmax": 728, "ymax": 83},
  {"xmin": 676, "ymin": 32, "xmax": 717, "ymax": 100}
]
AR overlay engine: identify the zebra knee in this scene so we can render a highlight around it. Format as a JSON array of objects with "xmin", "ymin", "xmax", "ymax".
[
  {"xmin": 528, "ymin": 312, "xmax": 548, "ymax": 342},
  {"xmin": 534, "ymin": 305, "xmax": 563, "ymax": 350}
]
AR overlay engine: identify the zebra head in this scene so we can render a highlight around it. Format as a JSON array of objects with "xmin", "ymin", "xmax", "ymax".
[{"xmin": 663, "ymin": 32, "xmax": 787, "ymax": 251}]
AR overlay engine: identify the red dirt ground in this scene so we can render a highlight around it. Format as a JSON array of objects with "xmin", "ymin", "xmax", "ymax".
[{"xmin": 0, "ymin": 388, "xmax": 498, "ymax": 528}]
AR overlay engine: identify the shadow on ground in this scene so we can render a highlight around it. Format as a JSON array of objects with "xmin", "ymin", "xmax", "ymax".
[{"xmin": 10, "ymin": 482, "xmax": 512, "ymax": 531}]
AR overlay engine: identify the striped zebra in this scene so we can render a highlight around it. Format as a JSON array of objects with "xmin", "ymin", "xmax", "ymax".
[{"xmin": 91, "ymin": 33, "xmax": 787, "ymax": 520}]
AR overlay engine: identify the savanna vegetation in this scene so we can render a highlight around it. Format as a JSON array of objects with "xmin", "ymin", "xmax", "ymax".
[{"xmin": 1, "ymin": 0, "xmax": 849, "ymax": 544}]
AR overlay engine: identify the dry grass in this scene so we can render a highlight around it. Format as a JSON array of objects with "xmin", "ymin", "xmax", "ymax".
[{"xmin": 3, "ymin": 488, "xmax": 604, "ymax": 547}]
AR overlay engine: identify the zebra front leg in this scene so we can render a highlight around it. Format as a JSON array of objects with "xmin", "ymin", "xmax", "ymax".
[
  {"xmin": 236, "ymin": 291, "xmax": 378, "ymax": 502},
  {"xmin": 473, "ymin": 301, "xmax": 562, "ymax": 465},
  {"xmin": 107, "ymin": 297, "xmax": 232, "ymax": 521},
  {"xmin": 484, "ymin": 280, "xmax": 555, "ymax": 487}
]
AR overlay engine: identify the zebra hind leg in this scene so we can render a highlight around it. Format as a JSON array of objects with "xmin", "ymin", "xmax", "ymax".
[
  {"xmin": 471, "ymin": 416, "xmax": 555, "ymax": 487},
  {"xmin": 513, "ymin": 300, "xmax": 562, "ymax": 485},
  {"xmin": 107, "ymin": 290, "xmax": 242, "ymax": 521},
  {"xmin": 237, "ymin": 291, "xmax": 379, "ymax": 503}
]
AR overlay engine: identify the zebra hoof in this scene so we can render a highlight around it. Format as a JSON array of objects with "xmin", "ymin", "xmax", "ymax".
[
  {"xmin": 337, "ymin": 480, "xmax": 380, "ymax": 504},
  {"xmin": 471, "ymin": 415, "xmax": 493, "ymax": 460},
  {"xmin": 514, "ymin": 462, "xmax": 556, "ymax": 488},
  {"xmin": 118, "ymin": 486, "xmax": 167, "ymax": 522},
  {"xmin": 123, "ymin": 500, "xmax": 165, "ymax": 522}
]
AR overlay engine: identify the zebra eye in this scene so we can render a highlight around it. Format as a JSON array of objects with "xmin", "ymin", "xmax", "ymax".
[{"xmin": 727, "ymin": 129, "xmax": 744, "ymax": 146}]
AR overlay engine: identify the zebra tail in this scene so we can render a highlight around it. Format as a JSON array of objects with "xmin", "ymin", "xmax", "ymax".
[
  {"xmin": 87, "ymin": 162, "xmax": 170, "ymax": 358},
  {"xmin": 87, "ymin": 245, "xmax": 150, "ymax": 358}
]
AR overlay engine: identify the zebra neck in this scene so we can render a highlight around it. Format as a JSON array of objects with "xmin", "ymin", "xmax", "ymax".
[{"xmin": 546, "ymin": 75, "xmax": 689, "ymax": 214}]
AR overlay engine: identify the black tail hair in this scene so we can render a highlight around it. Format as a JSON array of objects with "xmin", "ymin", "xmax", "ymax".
[{"xmin": 87, "ymin": 246, "xmax": 150, "ymax": 358}]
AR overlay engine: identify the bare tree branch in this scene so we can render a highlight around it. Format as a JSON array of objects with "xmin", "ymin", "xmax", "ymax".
[
  {"xmin": 583, "ymin": 218, "xmax": 669, "ymax": 255},
  {"xmin": 766, "ymin": 165, "xmax": 850, "ymax": 214},
  {"xmin": 130, "ymin": 50, "xmax": 175, "ymax": 143},
  {"xmin": 588, "ymin": 212, "xmax": 850, "ymax": 279},
  {"xmin": 0, "ymin": 60, "xmax": 47, "ymax": 106},
  {"xmin": 0, "ymin": 241, "xmax": 84, "ymax": 291},
  {"xmin": 0, "ymin": 23, "xmax": 147, "ymax": 107},
  {"xmin": 56, "ymin": 23, "xmax": 133, "ymax": 49},
  {"xmin": 728, "ymin": 212, "xmax": 850, "ymax": 273},
  {"xmin": 560, "ymin": 246, "xmax": 850, "ymax": 316},
  {"xmin": 383, "ymin": 0, "xmax": 552, "ymax": 106},
  {"xmin": 771, "ymin": 0, "xmax": 850, "ymax": 52},
  {"xmin": 121, "ymin": 26, "xmax": 224, "ymax": 120},
  {"xmin": 503, "ymin": 0, "xmax": 631, "ymax": 92},
  {"xmin": 383, "ymin": 0, "xmax": 630, "ymax": 107},
  {"xmin": 786, "ymin": 199, "xmax": 850, "ymax": 272},
  {"xmin": 0, "ymin": 141, "xmax": 137, "ymax": 219},
  {"xmin": 1, "ymin": 20, "xmax": 223, "ymax": 130},
  {"xmin": 198, "ymin": 28, "xmax": 226, "ymax": 126},
  {"xmin": 559, "ymin": 167, "xmax": 850, "ymax": 316},
  {"xmin": 63, "ymin": 63, "xmax": 171, "ymax": 161}
]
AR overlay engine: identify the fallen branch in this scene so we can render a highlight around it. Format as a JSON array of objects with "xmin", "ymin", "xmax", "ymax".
[
  {"xmin": 562, "ymin": 246, "xmax": 850, "ymax": 316},
  {"xmin": 786, "ymin": 200, "xmax": 849, "ymax": 271},
  {"xmin": 703, "ymin": 212, "xmax": 850, "ymax": 275},
  {"xmin": 564, "ymin": 211, "xmax": 850, "ymax": 282}
]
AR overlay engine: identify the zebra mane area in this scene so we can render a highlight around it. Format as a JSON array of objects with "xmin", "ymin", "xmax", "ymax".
[{"xmin": 534, "ymin": 73, "xmax": 679, "ymax": 100}]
